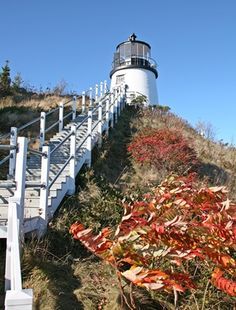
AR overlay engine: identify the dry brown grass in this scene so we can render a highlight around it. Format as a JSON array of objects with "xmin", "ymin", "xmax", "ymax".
[
  {"xmin": 0, "ymin": 94, "xmax": 84, "ymax": 136},
  {"xmin": 0, "ymin": 94, "xmax": 81, "ymax": 110}
]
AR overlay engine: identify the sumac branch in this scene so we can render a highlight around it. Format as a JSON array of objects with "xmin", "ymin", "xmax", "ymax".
[{"xmin": 70, "ymin": 174, "xmax": 236, "ymax": 296}]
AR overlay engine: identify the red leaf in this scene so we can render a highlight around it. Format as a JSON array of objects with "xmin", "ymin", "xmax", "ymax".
[{"xmin": 212, "ymin": 268, "xmax": 236, "ymax": 296}]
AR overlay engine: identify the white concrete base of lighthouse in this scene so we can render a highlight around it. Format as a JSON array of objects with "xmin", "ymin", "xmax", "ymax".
[{"xmin": 110, "ymin": 68, "xmax": 158, "ymax": 106}]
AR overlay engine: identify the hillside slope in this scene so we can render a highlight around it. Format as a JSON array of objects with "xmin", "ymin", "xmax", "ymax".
[{"xmin": 0, "ymin": 104, "xmax": 235, "ymax": 309}]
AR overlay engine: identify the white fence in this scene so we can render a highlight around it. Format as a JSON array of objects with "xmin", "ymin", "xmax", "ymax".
[{"xmin": 0, "ymin": 81, "xmax": 127, "ymax": 309}]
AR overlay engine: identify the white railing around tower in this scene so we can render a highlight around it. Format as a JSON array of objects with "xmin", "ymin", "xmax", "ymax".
[{"xmin": 0, "ymin": 81, "xmax": 127, "ymax": 309}]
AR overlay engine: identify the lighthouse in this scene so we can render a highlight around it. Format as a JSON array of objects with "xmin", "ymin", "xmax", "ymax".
[{"xmin": 110, "ymin": 33, "xmax": 158, "ymax": 106}]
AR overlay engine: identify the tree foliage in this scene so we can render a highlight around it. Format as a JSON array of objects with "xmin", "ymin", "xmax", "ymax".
[
  {"xmin": 131, "ymin": 95, "xmax": 147, "ymax": 106},
  {"xmin": 12, "ymin": 72, "xmax": 23, "ymax": 92},
  {"xmin": 0, "ymin": 60, "xmax": 11, "ymax": 95},
  {"xmin": 70, "ymin": 174, "xmax": 236, "ymax": 297},
  {"xmin": 155, "ymin": 105, "xmax": 171, "ymax": 113}
]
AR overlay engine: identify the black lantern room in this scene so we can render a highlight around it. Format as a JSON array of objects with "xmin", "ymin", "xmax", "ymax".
[{"xmin": 110, "ymin": 33, "xmax": 158, "ymax": 78}]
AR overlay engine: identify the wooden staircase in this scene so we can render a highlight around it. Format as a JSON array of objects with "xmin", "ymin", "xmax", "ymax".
[
  {"xmin": 0, "ymin": 84, "xmax": 126, "ymax": 309},
  {"xmin": 0, "ymin": 114, "xmax": 95, "ymax": 236}
]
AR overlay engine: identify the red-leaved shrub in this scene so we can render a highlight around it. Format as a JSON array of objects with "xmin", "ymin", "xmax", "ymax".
[
  {"xmin": 70, "ymin": 174, "xmax": 236, "ymax": 297},
  {"xmin": 127, "ymin": 128, "xmax": 198, "ymax": 173}
]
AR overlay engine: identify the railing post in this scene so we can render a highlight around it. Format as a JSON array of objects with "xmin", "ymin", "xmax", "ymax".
[
  {"xmin": 59, "ymin": 101, "xmax": 64, "ymax": 132},
  {"xmin": 105, "ymin": 98, "xmax": 110, "ymax": 136},
  {"xmin": 95, "ymin": 84, "xmax": 98, "ymax": 102},
  {"xmin": 120, "ymin": 86, "xmax": 124, "ymax": 111},
  {"xmin": 5, "ymin": 201, "xmax": 23, "ymax": 291},
  {"xmin": 117, "ymin": 86, "xmax": 121, "ymax": 117},
  {"xmin": 39, "ymin": 145, "xmax": 50, "ymax": 231},
  {"xmin": 86, "ymin": 109, "xmax": 92, "ymax": 167},
  {"xmin": 104, "ymin": 80, "xmax": 107, "ymax": 94},
  {"xmin": 72, "ymin": 96, "xmax": 77, "ymax": 120},
  {"xmin": 5, "ymin": 136, "xmax": 27, "ymax": 292},
  {"xmin": 39, "ymin": 112, "xmax": 46, "ymax": 148},
  {"xmin": 98, "ymin": 103, "xmax": 103, "ymax": 148},
  {"xmin": 89, "ymin": 87, "xmax": 93, "ymax": 108},
  {"xmin": 5, "ymin": 191, "xmax": 33, "ymax": 310},
  {"xmin": 82, "ymin": 91, "xmax": 86, "ymax": 113},
  {"xmin": 14, "ymin": 137, "xmax": 27, "ymax": 220},
  {"xmin": 114, "ymin": 88, "xmax": 118, "ymax": 124},
  {"xmin": 5, "ymin": 137, "xmax": 27, "ymax": 292},
  {"xmin": 68, "ymin": 124, "xmax": 76, "ymax": 195},
  {"xmin": 100, "ymin": 81, "xmax": 103, "ymax": 98},
  {"xmin": 5, "ymin": 288, "xmax": 33, "ymax": 310},
  {"xmin": 8, "ymin": 127, "xmax": 18, "ymax": 179},
  {"xmin": 110, "ymin": 91, "xmax": 114, "ymax": 128}
]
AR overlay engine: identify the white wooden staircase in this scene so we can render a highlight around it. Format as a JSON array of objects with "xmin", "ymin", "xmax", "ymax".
[{"xmin": 0, "ymin": 83, "xmax": 126, "ymax": 309}]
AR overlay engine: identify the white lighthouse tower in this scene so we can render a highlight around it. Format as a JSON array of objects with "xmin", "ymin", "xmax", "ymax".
[{"xmin": 110, "ymin": 33, "xmax": 158, "ymax": 106}]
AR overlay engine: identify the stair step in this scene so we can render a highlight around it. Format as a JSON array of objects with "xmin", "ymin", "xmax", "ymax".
[
  {"xmin": 0, "ymin": 225, "xmax": 7, "ymax": 238},
  {"xmin": 24, "ymin": 207, "xmax": 42, "ymax": 218},
  {"xmin": 0, "ymin": 204, "xmax": 8, "ymax": 220}
]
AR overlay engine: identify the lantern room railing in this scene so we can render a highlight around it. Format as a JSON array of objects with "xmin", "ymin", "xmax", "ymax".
[{"xmin": 110, "ymin": 56, "xmax": 158, "ymax": 78}]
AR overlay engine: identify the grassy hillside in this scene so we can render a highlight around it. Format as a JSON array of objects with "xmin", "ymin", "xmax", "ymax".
[
  {"xmin": 0, "ymin": 101, "xmax": 235, "ymax": 309},
  {"xmin": 0, "ymin": 93, "xmax": 83, "ymax": 135}
]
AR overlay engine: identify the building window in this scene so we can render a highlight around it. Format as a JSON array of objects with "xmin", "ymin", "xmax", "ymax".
[{"xmin": 116, "ymin": 74, "xmax": 125, "ymax": 85}]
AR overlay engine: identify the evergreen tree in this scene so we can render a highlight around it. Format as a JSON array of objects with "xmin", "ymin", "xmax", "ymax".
[
  {"xmin": 12, "ymin": 72, "xmax": 23, "ymax": 92},
  {"xmin": 0, "ymin": 60, "xmax": 11, "ymax": 95}
]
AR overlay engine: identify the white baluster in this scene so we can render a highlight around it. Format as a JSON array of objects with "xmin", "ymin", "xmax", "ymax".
[
  {"xmin": 8, "ymin": 127, "xmax": 17, "ymax": 179},
  {"xmin": 82, "ymin": 91, "xmax": 86, "ymax": 113},
  {"xmin": 110, "ymin": 91, "xmax": 114, "ymax": 128},
  {"xmin": 120, "ymin": 86, "xmax": 124, "ymax": 111},
  {"xmin": 117, "ymin": 86, "xmax": 121, "ymax": 117},
  {"xmin": 105, "ymin": 97, "xmax": 110, "ymax": 136},
  {"xmin": 104, "ymin": 80, "xmax": 107, "ymax": 94},
  {"xmin": 98, "ymin": 103, "xmax": 103, "ymax": 148},
  {"xmin": 39, "ymin": 145, "xmax": 50, "ymax": 230},
  {"xmin": 59, "ymin": 101, "xmax": 64, "ymax": 132},
  {"xmin": 95, "ymin": 84, "xmax": 98, "ymax": 102},
  {"xmin": 86, "ymin": 109, "xmax": 92, "ymax": 167},
  {"xmin": 114, "ymin": 87, "xmax": 118, "ymax": 124},
  {"xmin": 89, "ymin": 87, "xmax": 93, "ymax": 107},
  {"xmin": 100, "ymin": 81, "xmax": 103, "ymax": 98},
  {"xmin": 72, "ymin": 96, "xmax": 77, "ymax": 120},
  {"xmin": 39, "ymin": 112, "xmax": 46, "ymax": 148},
  {"xmin": 68, "ymin": 124, "xmax": 76, "ymax": 195}
]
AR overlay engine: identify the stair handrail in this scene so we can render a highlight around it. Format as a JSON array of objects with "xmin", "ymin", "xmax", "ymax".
[
  {"xmin": 41, "ymin": 88, "xmax": 113, "ymax": 188},
  {"xmin": 5, "ymin": 137, "xmax": 33, "ymax": 309},
  {"xmin": 38, "ymin": 88, "xmax": 111, "ymax": 222}
]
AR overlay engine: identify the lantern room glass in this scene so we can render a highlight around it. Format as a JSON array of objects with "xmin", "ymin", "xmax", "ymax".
[{"xmin": 117, "ymin": 42, "xmax": 150, "ymax": 61}]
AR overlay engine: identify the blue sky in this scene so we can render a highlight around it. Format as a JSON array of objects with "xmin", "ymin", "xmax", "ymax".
[{"xmin": 0, "ymin": 0, "xmax": 236, "ymax": 144}]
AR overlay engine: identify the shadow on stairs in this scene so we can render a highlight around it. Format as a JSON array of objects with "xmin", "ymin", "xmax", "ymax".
[{"xmin": 0, "ymin": 239, "xmax": 6, "ymax": 309}]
